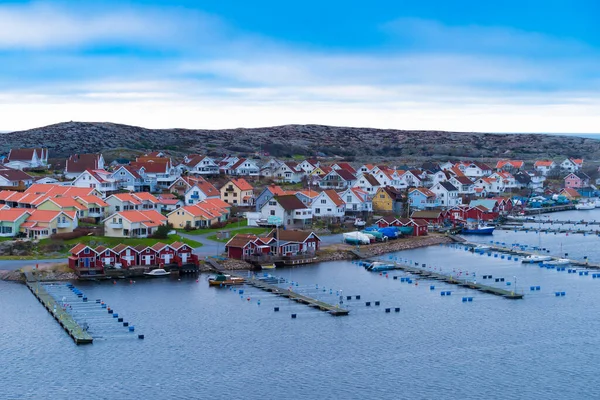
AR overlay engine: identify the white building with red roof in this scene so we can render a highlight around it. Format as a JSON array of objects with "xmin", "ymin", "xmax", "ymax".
[{"xmin": 71, "ymin": 169, "xmax": 118, "ymax": 197}]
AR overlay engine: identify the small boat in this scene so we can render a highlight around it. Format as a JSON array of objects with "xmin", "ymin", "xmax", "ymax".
[
  {"xmin": 461, "ymin": 223, "xmax": 495, "ymax": 235},
  {"xmin": 544, "ymin": 258, "xmax": 570, "ymax": 266},
  {"xmin": 208, "ymin": 274, "xmax": 245, "ymax": 286},
  {"xmin": 143, "ymin": 268, "xmax": 170, "ymax": 277},
  {"xmin": 354, "ymin": 218, "xmax": 367, "ymax": 227},
  {"xmin": 473, "ymin": 245, "xmax": 491, "ymax": 253},
  {"xmin": 261, "ymin": 264, "xmax": 276, "ymax": 270},
  {"xmin": 343, "ymin": 231, "xmax": 371, "ymax": 245},
  {"xmin": 366, "ymin": 262, "xmax": 396, "ymax": 272},
  {"xmin": 576, "ymin": 202, "xmax": 595, "ymax": 210},
  {"xmin": 522, "ymin": 255, "xmax": 552, "ymax": 263}
]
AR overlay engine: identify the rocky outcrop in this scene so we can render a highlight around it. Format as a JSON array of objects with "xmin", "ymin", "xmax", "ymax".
[{"xmin": 1, "ymin": 122, "xmax": 596, "ymax": 161}]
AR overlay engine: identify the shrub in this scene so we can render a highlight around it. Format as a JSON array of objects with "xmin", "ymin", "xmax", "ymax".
[
  {"xmin": 50, "ymin": 231, "xmax": 86, "ymax": 241},
  {"xmin": 151, "ymin": 223, "xmax": 172, "ymax": 239}
]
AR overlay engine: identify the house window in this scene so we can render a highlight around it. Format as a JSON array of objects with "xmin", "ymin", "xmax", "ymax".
[
  {"xmin": 116, "ymin": 206, "xmax": 120, "ymax": 211},
  {"xmin": 321, "ymin": 199, "xmax": 326, "ymax": 204},
  {"xmin": 84, "ymin": 248, "xmax": 89, "ymax": 254},
  {"xmin": 315, "ymin": 208, "xmax": 320, "ymax": 214},
  {"xmin": 270, "ymin": 210, "xmax": 275, "ymax": 216}
]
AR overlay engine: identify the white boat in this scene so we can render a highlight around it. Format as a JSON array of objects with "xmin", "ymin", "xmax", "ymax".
[
  {"xmin": 354, "ymin": 218, "xmax": 367, "ymax": 227},
  {"xmin": 473, "ymin": 245, "xmax": 491, "ymax": 253},
  {"xmin": 545, "ymin": 258, "xmax": 570, "ymax": 266},
  {"xmin": 576, "ymin": 202, "xmax": 595, "ymax": 210},
  {"xmin": 367, "ymin": 262, "xmax": 396, "ymax": 272},
  {"xmin": 522, "ymin": 255, "xmax": 552, "ymax": 263},
  {"xmin": 143, "ymin": 268, "xmax": 171, "ymax": 277},
  {"xmin": 343, "ymin": 231, "xmax": 371, "ymax": 245}
]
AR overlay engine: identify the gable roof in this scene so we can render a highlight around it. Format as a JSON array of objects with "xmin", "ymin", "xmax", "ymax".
[
  {"xmin": 274, "ymin": 195, "xmax": 307, "ymax": 211},
  {"xmin": 75, "ymin": 195, "xmax": 108, "ymax": 207},
  {"xmin": 335, "ymin": 169, "xmax": 356, "ymax": 181},
  {"xmin": 323, "ymin": 189, "xmax": 345, "ymax": 207},
  {"xmin": 438, "ymin": 182, "xmax": 458, "ymax": 192},
  {"xmin": 534, "ymin": 160, "xmax": 555, "ymax": 167},
  {"xmin": 362, "ymin": 173, "xmax": 380, "ymax": 186},
  {"xmin": 453, "ymin": 176, "xmax": 473, "ymax": 185},
  {"xmin": 69, "ymin": 243, "xmax": 95, "ymax": 255},
  {"xmin": 7, "ymin": 148, "xmax": 45, "ymax": 162},
  {"xmin": 334, "ymin": 162, "xmax": 357, "ymax": 174},
  {"xmin": 66, "ymin": 154, "xmax": 103, "ymax": 173},
  {"xmin": 496, "ymin": 160, "xmax": 524, "ymax": 169},
  {"xmin": 411, "ymin": 210, "xmax": 443, "ymax": 219},
  {"xmin": 0, "ymin": 166, "xmax": 33, "ymax": 183},
  {"xmin": 409, "ymin": 187, "xmax": 436, "ymax": 197},
  {"xmin": 228, "ymin": 178, "xmax": 253, "ymax": 191},
  {"xmin": 0, "ymin": 208, "xmax": 30, "ymax": 222},
  {"xmin": 380, "ymin": 186, "xmax": 403, "ymax": 200},
  {"xmin": 268, "ymin": 229, "xmax": 319, "ymax": 243}
]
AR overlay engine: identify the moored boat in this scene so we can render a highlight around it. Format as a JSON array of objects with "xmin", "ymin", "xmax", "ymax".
[
  {"xmin": 398, "ymin": 226, "xmax": 414, "ymax": 235},
  {"xmin": 473, "ymin": 245, "xmax": 491, "ymax": 253},
  {"xmin": 366, "ymin": 262, "xmax": 396, "ymax": 272},
  {"xmin": 461, "ymin": 223, "xmax": 495, "ymax": 235},
  {"xmin": 544, "ymin": 258, "xmax": 570, "ymax": 266},
  {"xmin": 143, "ymin": 268, "xmax": 170, "ymax": 277},
  {"xmin": 208, "ymin": 274, "xmax": 245, "ymax": 286},
  {"xmin": 576, "ymin": 202, "xmax": 595, "ymax": 210},
  {"xmin": 522, "ymin": 255, "xmax": 552, "ymax": 263}
]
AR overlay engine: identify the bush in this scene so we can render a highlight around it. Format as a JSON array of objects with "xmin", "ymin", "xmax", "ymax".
[{"xmin": 151, "ymin": 223, "xmax": 172, "ymax": 239}]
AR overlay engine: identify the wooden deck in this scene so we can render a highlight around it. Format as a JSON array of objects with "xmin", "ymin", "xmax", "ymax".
[{"xmin": 24, "ymin": 272, "xmax": 93, "ymax": 344}]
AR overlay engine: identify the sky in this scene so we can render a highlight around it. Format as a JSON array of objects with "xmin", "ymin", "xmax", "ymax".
[{"xmin": 1, "ymin": 0, "xmax": 599, "ymax": 133}]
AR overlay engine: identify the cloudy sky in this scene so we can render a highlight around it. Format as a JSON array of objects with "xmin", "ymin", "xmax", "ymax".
[{"xmin": 1, "ymin": 0, "xmax": 599, "ymax": 132}]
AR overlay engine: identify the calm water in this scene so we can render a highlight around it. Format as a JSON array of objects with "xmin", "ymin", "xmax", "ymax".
[{"xmin": 3, "ymin": 225, "xmax": 600, "ymax": 399}]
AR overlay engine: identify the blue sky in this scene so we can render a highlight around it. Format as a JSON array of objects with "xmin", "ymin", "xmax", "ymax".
[{"xmin": 1, "ymin": 0, "xmax": 599, "ymax": 132}]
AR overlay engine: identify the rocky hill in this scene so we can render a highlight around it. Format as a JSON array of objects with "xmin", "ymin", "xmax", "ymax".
[{"xmin": 1, "ymin": 121, "xmax": 598, "ymax": 162}]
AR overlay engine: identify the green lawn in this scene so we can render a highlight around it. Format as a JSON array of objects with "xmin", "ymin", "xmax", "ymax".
[
  {"xmin": 41, "ymin": 234, "xmax": 203, "ymax": 249},
  {"xmin": 175, "ymin": 218, "xmax": 248, "ymax": 233},
  {"xmin": 206, "ymin": 227, "xmax": 269, "ymax": 243}
]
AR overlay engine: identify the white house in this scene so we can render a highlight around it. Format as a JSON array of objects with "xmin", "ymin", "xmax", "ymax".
[
  {"xmin": 275, "ymin": 162, "xmax": 304, "ymax": 183},
  {"xmin": 449, "ymin": 175, "xmax": 475, "ymax": 195},
  {"xmin": 339, "ymin": 187, "xmax": 372, "ymax": 214},
  {"xmin": 228, "ymin": 158, "xmax": 260, "ymax": 176},
  {"xmin": 318, "ymin": 169, "xmax": 356, "ymax": 189},
  {"xmin": 184, "ymin": 182, "xmax": 220, "ymax": 205},
  {"xmin": 182, "ymin": 155, "xmax": 219, "ymax": 175},
  {"xmin": 71, "ymin": 170, "xmax": 118, "ymax": 197},
  {"xmin": 430, "ymin": 182, "xmax": 462, "ymax": 208},
  {"xmin": 259, "ymin": 194, "xmax": 312, "ymax": 228},
  {"xmin": 352, "ymin": 173, "xmax": 380, "ymax": 194},
  {"xmin": 110, "ymin": 165, "xmax": 144, "ymax": 192},
  {"xmin": 4, "ymin": 148, "xmax": 48, "ymax": 170},
  {"xmin": 0, "ymin": 167, "xmax": 34, "ymax": 188},
  {"xmin": 533, "ymin": 160, "xmax": 556, "ymax": 176},
  {"xmin": 456, "ymin": 162, "xmax": 493, "ymax": 179},
  {"xmin": 560, "ymin": 158, "xmax": 583, "ymax": 172},
  {"xmin": 297, "ymin": 159, "xmax": 319, "ymax": 174},
  {"xmin": 400, "ymin": 170, "xmax": 425, "ymax": 187},
  {"xmin": 357, "ymin": 164, "xmax": 376, "ymax": 174},
  {"xmin": 311, "ymin": 190, "xmax": 346, "ymax": 219},
  {"xmin": 65, "ymin": 154, "xmax": 105, "ymax": 179}
]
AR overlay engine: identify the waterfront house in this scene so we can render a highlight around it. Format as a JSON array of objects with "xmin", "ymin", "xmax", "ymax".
[
  {"xmin": 183, "ymin": 181, "xmax": 220, "ymax": 205},
  {"xmin": 65, "ymin": 154, "xmax": 105, "ymax": 179},
  {"xmin": 339, "ymin": 187, "xmax": 372, "ymax": 214},
  {"xmin": 112, "ymin": 244, "xmax": 139, "ymax": 268},
  {"xmin": 220, "ymin": 178, "xmax": 255, "ymax": 206},
  {"xmin": 373, "ymin": 186, "xmax": 404, "ymax": 214},
  {"xmin": 559, "ymin": 188, "xmax": 582, "ymax": 200},
  {"xmin": 4, "ymin": 148, "xmax": 48, "ymax": 170},
  {"xmin": 430, "ymin": 182, "xmax": 462, "ymax": 208},
  {"xmin": 225, "ymin": 234, "xmax": 271, "ymax": 259},
  {"xmin": 408, "ymin": 187, "xmax": 438, "ymax": 210},
  {"xmin": 259, "ymin": 195, "xmax": 312, "ymax": 228},
  {"xmin": 268, "ymin": 229, "xmax": 321, "ymax": 256},
  {"xmin": 410, "ymin": 210, "xmax": 444, "ymax": 226},
  {"xmin": 564, "ymin": 172, "xmax": 590, "ymax": 189},
  {"xmin": 71, "ymin": 169, "xmax": 118, "ymax": 197},
  {"xmin": 311, "ymin": 190, "xmax": 346, "ymax": 219},
  {"xmin": 68, "ymin": 244, "xmax": 103, "ymax": 275},
  {"xmin": 0, "ymin": 208, "xmax": 31, "ymax": 237},
  {"xmin": 103, "ymin": 210, "xmax": 167, "ymax": 238},
  {"xmin": 534, "ymin": 160, "xmax": 556, "ymax": 176},
  {"xmin": 469, "ymin": 199, "xmax": 500, "ymax": 213},
  {"xmin": 560, "ymin": 158, "xmax": 583, "ymax": 173},
  {"xmin": 94, "ymin": 245, "xmax": 119, "ymax": 267},
  {"xmin": 135, "ymin": 245, "xmax": 159, "ymax": 266}
]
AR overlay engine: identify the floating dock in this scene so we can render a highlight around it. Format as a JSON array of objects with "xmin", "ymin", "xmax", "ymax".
[
  {"xmin": 24, "ymin": 272, "xmax": 93, "ymax": 345},
  {"xmin": 498, "ymin": 226, "xmax": 600, "ymax": 235}
]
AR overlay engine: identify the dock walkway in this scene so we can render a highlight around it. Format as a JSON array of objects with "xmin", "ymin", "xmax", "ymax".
[{"xmin": 24, "ymin": 272, "xmax": 93, "ymax": 344}]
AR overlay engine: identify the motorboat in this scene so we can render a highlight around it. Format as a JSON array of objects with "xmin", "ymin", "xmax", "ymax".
[
  {"xmin": 461, "ymin": 223, "xmax": 495, "ymax": 235},
  {"xmin": 354, "ymin": 218, "xmax": 367, "ymax": 227},
  {"xmin": 472, "ymin": 245, "xmax": 491, "ymax": 253},
  {"xmin": 544, "ymin": 258, "xmax": 570, "ymax": 266},
  {"xmin": 366, "ymin": 262, "xmax": 396, "ymax": 272},
  {"xmin": 143, "ymin": 268, "xmax": 170, "ymax": 277},
  {"xmin": 576, "ymin": 202, "xmax": 595, "ymax": 210},
  {"xmin": 522, "ymin": 255, "xmax": 552, "ymax": 264},
  {"xmin": 208, "ymin": 273, "xmax": 245, "ymax": 286}
]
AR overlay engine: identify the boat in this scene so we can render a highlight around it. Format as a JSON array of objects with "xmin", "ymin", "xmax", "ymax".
[
  {"xmin": 398, "ymin": 226, "xmax": 414, "ymax": 235},
  {"xmin": 522, "ymin": 255, "xmax": 552, "ymax": 263},
  {"xmin": 595, "ymin": 199, "xmax": 600, "ymax": 208},
  {"xmin": 208, "ymin": 273, "xmax": 245, "ymax": 286},
  {"xmin": 472, "ymin": 245, "xmax": 491, "ymax": 253},
  {"xmin": 261, "ymin": 264, "xmax": 276, "ymax": 270},
  {"xmin": 544, "ymin": 258, "xmax": 570, "ymax": 266},
  {"xmin": 366, "ymin": 262, "xmax": 396, "ymax": 272},
  {"xmin": 461, "ymin": 222, "xmax": 495, "ymax": 235},
  {"xmin": 576, "ymin": 202, "xmax": 595, "ymax": 210},
  {"xmin": 143, "ymin": 268, "xmax": 171, "ymax": 277},
  {"xmin": 354, "ymin": 218, "xmax": 367, "ymax": 227},
  {"xmin": 343, "ymin": 231, "xmax": 371, "ymax": 245}
]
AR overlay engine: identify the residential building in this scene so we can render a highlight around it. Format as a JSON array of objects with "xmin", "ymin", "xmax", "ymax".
[
  {"xmin": 564, "ymin": 172, "xmax": 590, "ymax": 189},
  {"xmin": 4, "ymin": 148, "xmax": 48, "ymax": 170},
  {"xmin": 21, "ymin": 209, "xmax": 78, "ymax": 239},
  {"xmin": 184, "ymin": 181, "xmax": 220, "ymax": 205},
  {"xmin": 182, "ymin": 155, "xmax": 219, "ymax": 175},
  {"xmin": 534, "ymin": 160, "xmax": 556, "ymax": 176},
  {"xmin": 495, "ymin": 160, "xmax": 524, "ymax": 171},
  {"xmin": 560, "ymin": 158, "xmax": 583, "ymax": 172},
  {"xmin": 0, "ymin": 166, "xmax": 34, "ymax": 189},
  {"xmin": 228, "ymin": 158, "xmax": 260, "ymax": 176},
  {"xmin": 339, "ymin": 187, "xmax": 372, "ymax": 214},
  {"xmin": 255, "ymin": 184, "xmax": 289, "ymax": 212},
  {"xmin": 104, "ymin": 210, "xmax": 167, "ymax": 238},
  {"xmin": 71, "ymin": 170, "xmax": 118, "ymax": 196},
  {"xmin": 0, "ymin": 208, "xmax": 31, "ymax": 237},
  {"xmin": 353, "ymin": 173, "xmax": 381, "ymax": 194},
  {"xmin": 275, "ymin": 162, "xmax": 304, "ymax": 183},
  {"xmin": 311, "ymin": 190, "xmax": 346, "ymax": 219},
  {"xmin": 318, "ymin": 169, "xmax": 356, "ymax": 189},
  {"xmin": 65, "ymin": 154, "xmax": 105, "ymax": 179},
  {"xmin": 373, "ymin": 186, "xmax": 404, "ymax": 214},
  {"xmin": 220, "ymin": 178, "xmax": 255, "ymax": 206},
  {"xmin": 110, "ymin": 165, "xmax": 144, "ymax": 192},
  {"xmin": 408, "ymin": 187, "xmax": 438, "ymax": 210},
  {"xmin": 259, "ymin": 195, "xmax": 312, "ymax": 228},
  {"xmin": 430, "ymin": 182, "xmax": 462, "ymax": 208}
]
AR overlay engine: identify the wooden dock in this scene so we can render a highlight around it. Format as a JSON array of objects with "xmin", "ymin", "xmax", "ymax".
[
  {"xmin": 384, "ymin": 263, "xmax": 523, "ymax": 299},
  {"xmin": 24, "ymin": 272, "xmax": 93, "ymax": 344},
  {"xmin": 240, "ymin": 275, "xmax": 350, "ymax": 315}
]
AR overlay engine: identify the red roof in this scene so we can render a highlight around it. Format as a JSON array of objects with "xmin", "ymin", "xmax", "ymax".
[
  {"xmin": 324, "ymin": 189, "xmax": 345, "ymax": 207},
  {"xmin": 228, "ymin": 178, "xmax": 253, "ymax": 191},
  {"xmin": 534, "ymin": 160, "xmax": 554, "ymax": 167},
  {"xmin": 66, "ymin": 154, "xmax": 102, "ymax": 174},
  {"xmin": 0, "ymin": 208, "xmax": 30, "ymax": 222}
]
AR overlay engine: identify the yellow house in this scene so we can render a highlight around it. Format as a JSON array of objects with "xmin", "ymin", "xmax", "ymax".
[
  {"xmin": 220, "ymin": 178, "xmax": 254, "ymax": 207},
  {"xmin": 20, "ymin": 209, "xmax": 78, "ymax": 239},
  {"xmin": 103, "ymin": 210, "xmax": 167, "ymax": 238},
  {"xmin": 167, "ymin": 204, "xmax": 222, "ymax": 229},
  {"xmin": 74, "ymin": 195, "xmax": 109, "ymax": 219},
  {"xmin": 373, "ymin": 186, "xmax": 404, "ymax": 214},
  {"xmin": 37, "ymin": 197, "xmax": 87, "ymax": 218}
]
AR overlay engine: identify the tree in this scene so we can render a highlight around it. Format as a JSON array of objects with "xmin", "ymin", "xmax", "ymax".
[{"xmin": 152, "ymin": 223, "xmax": 172, "ymax": 239}]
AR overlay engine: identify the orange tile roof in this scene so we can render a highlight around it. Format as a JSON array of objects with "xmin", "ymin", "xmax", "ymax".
[
  {"xmin": 0, "ymin": 190, "xmax": 19, "ymax": 201},
  {"xmin": 534, "ymin": 160, "xmax": 554, "ymax": 167},
  {"xmin": 76, "ymin": 195, "xmax": 108, "ymax": 207},
  {"xmin": 109, "ymin": 193, "xmax": 142, "ymax": 204},
  {"xmin": 229, "ymin": 178, "xmax": 253, "ymax": 191},
  {"xmin": 114, "ymin": 210, "xmax": 166, "ymax": 224},
  {"xmin": 203, "ymin": 198, "xmax": 231, "ymax": 210},
  {"xmin": 26, "ymin": 210, "xmax": 63, "ymax": 223},
  {"xmin": 132, "ymin": 192, "xmax": 160, "ymax": 203},
  {"xmin": 0, "ymin": 208, "xmax": 30, "ymax": 222},
  {"xmin": 571, "ymin": 158, "xmax": 583, "ymax": 165},
  {"xmin": 324, "ymin": 189, "xmax": 345, "ymax": 207},
  {"xmin": 69, "ymin": 243, "xmax": 91, "ymax": 255},
  {"xmin": 42, "ymin": 197, "xmax": 86, "ymax": 210}
]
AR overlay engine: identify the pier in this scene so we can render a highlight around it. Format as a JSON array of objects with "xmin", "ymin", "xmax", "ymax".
[
  {"xmin": 24, "ymin": 272, "xmax": 93, "ymax": 345},
  {"xmin": 498, "ymin": 225, "xmax": 600, "ymax": 235},
  {"xmin": 233, "ymin": 273, "xmax": 350, "ymax": 316},
  {"xmin": 523, "ymin": 205, "xmax": 575, "ymax": 215}
]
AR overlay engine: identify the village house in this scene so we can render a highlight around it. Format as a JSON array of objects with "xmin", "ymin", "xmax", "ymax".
[
  {"xmin": 259, "ymin": 194, "xmax": 312, "ymax": 228},
  {"xmin": 110, "ymin": 165, "xmax": 145, "ymax": 192},
  {"xmin": 410, "ymin": 210, "xmax": 444, "ymax": 226},
  {"xmin": 311, "ymin": 190, "xmax": 346, "ymax": 219},
  {"xmin": 181, "ymin": 155, "xmax": 219, "ymax": 175},
  {"xmin": 449, "ymin": 175, "xmax": 475, "ymax": 195},
  {"xmin": 103, "ymin": 210, "xmax": 167, "ymax": 238},
  {"xmin": 64, "ymin": 153, "xmax": 105, "ymax": 179},
  {"xmin": 358, "ymin": 164, "xmax": 375, "ymax": 174},
  {"xmin": 295, "ymin": 190, "xmax": 320, "ymax": 207},
  {"xmin": 560, "ymin": 158, "xmax": 583, "ymax": 173},
  {"xmin": 318, "ymin": 169, "xmax": 356, "ymax": 189},
  {"xmin": 400, "ymin": 170, "xmax": 425, "ymax": 187},
  {"xmin": 339, "ymin": 187, "xmax": 372, "ymax": 214},
  {"xmin": 130, "ymin": 158, "xmax": 180, "ymax": 190},
  {"xmin": 225, "ymin": 230, "xmax": 321, "ymax": 260},
  {"xmin": 408, "ymin": 187, "xmax": 438, "ymax": 210},
  {"xmin": 275, "ymin": 162, "xmax": 304, "ymax": 183},
  {"xmin": 184, "ymin": 180, "xmax": 220, "ymax": 205},
  {"xmin": 0, "ymin": 208, "xmax": 31, "ymax": 237},
  {"xmin": 0, "ymin": 166, "xmax": 34, "ymax": 189},
  {"xmin": 74, "ymin": 195, "xmax": 109, "ymax": 220},
  {"xmin": 495, "ymin": 160, "xmax": 524, "ymax": 171},
  {"xmin": 373, "ymin": 186, "xmax": 404, "ymax": 214},
  {"xmin": 564, "ymin": 172, "xmax": 590, "ymax": 189},
  {"xmin": 255, "ymin": 184, "xmax": 289, "ymax": 212},
  {"xmin": 259, "ymin": 158, "xmax": 283, "ymax": 178},
  {"xmin": 430, "ymin": 182, "xmax": 462, "ymax": 208},
  {"xmin": 353, "ymin": 173, "xmax": 381, "ymax": 194},
  {"xmin": 227, "ymin": 158, "xmax": 260, "ymax": 176},
  {"xmin": 456, "ymin": 161, "xmax": 493, "ymax": 179},
  {"xmin": 4, "ymin": 148, "xmax": 48, "ymax": 170},
  {"xmin": 21, "ymin": 209, "xmax": 78, "ymax": 239},
  {"xmin": 297, "ymin": 159, "xmax": 320, "ymax": 174},
  {"xmin": 167, "ymin": 202, "xmax": 227, "ymax": 229},
  {"xmin": 37, "ymin": 197, "xmax": 87, "ymax": 218},
  {"xmin": 331, "ymin": 162, "xmax": 357, "ymax": 175},
  {"xmin": 220, "ymin": 178, "xmax": 255, "ymax": 206},
  {"xmin": 375, "ymin": 217, "xmax": 428, "ymax": 237},
  {"xmin": 71, "ymin": 169, "xmax": 119, "ymax": 196},
  {"xmin": 560, "ymin": 188, "xmax": 582, "ymax": 200},
  {"xmin": 104, "ymin": 192, "xmax": 160, "ymax": 215},
  {"xmin": 156, "ymin": 193, "xmax": 183, "ymax": 212},
  {"xmin": 534, "ymin": 160, "xmax": 556, "ymax": 176}
]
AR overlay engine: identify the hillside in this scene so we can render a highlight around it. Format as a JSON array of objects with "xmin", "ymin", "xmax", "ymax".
[{"xmin": 1, "ymin": 122, "xmax": 598, "ymax": 162}]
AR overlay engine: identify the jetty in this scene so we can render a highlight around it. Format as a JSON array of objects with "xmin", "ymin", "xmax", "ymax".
[
  {"xmin": 498, "ymin": 226, "xmax": 600, "ymax": 235},
  {"xmin": 24, "ymin": 272, "xmax": 93, "ymax": 345},
  {"xmin": 386, "ymin": 263, "xmax": 523, "ymax": 299},
  {"xmin": 523, "ymin": 205, "xmax": 575, "ymax": 215}
]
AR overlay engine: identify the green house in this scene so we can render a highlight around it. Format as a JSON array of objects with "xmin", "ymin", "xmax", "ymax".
[{"xmin": 0, "ymin": 208, "xmax": 31, "ymax": 237}]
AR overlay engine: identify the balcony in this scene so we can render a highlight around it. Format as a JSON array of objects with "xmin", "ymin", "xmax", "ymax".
[
  {"xmin": 57, "ymin": 221, "xmax": 71, "ymax": 228},
  {"xmin": 109, "ymin": 222, "xmax": 123, "ymax": 228}
]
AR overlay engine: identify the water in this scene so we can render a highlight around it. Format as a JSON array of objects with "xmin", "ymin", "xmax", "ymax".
[{"xmin": 3, "ymin": 238, "xmax": 600, "ymax": 399}]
